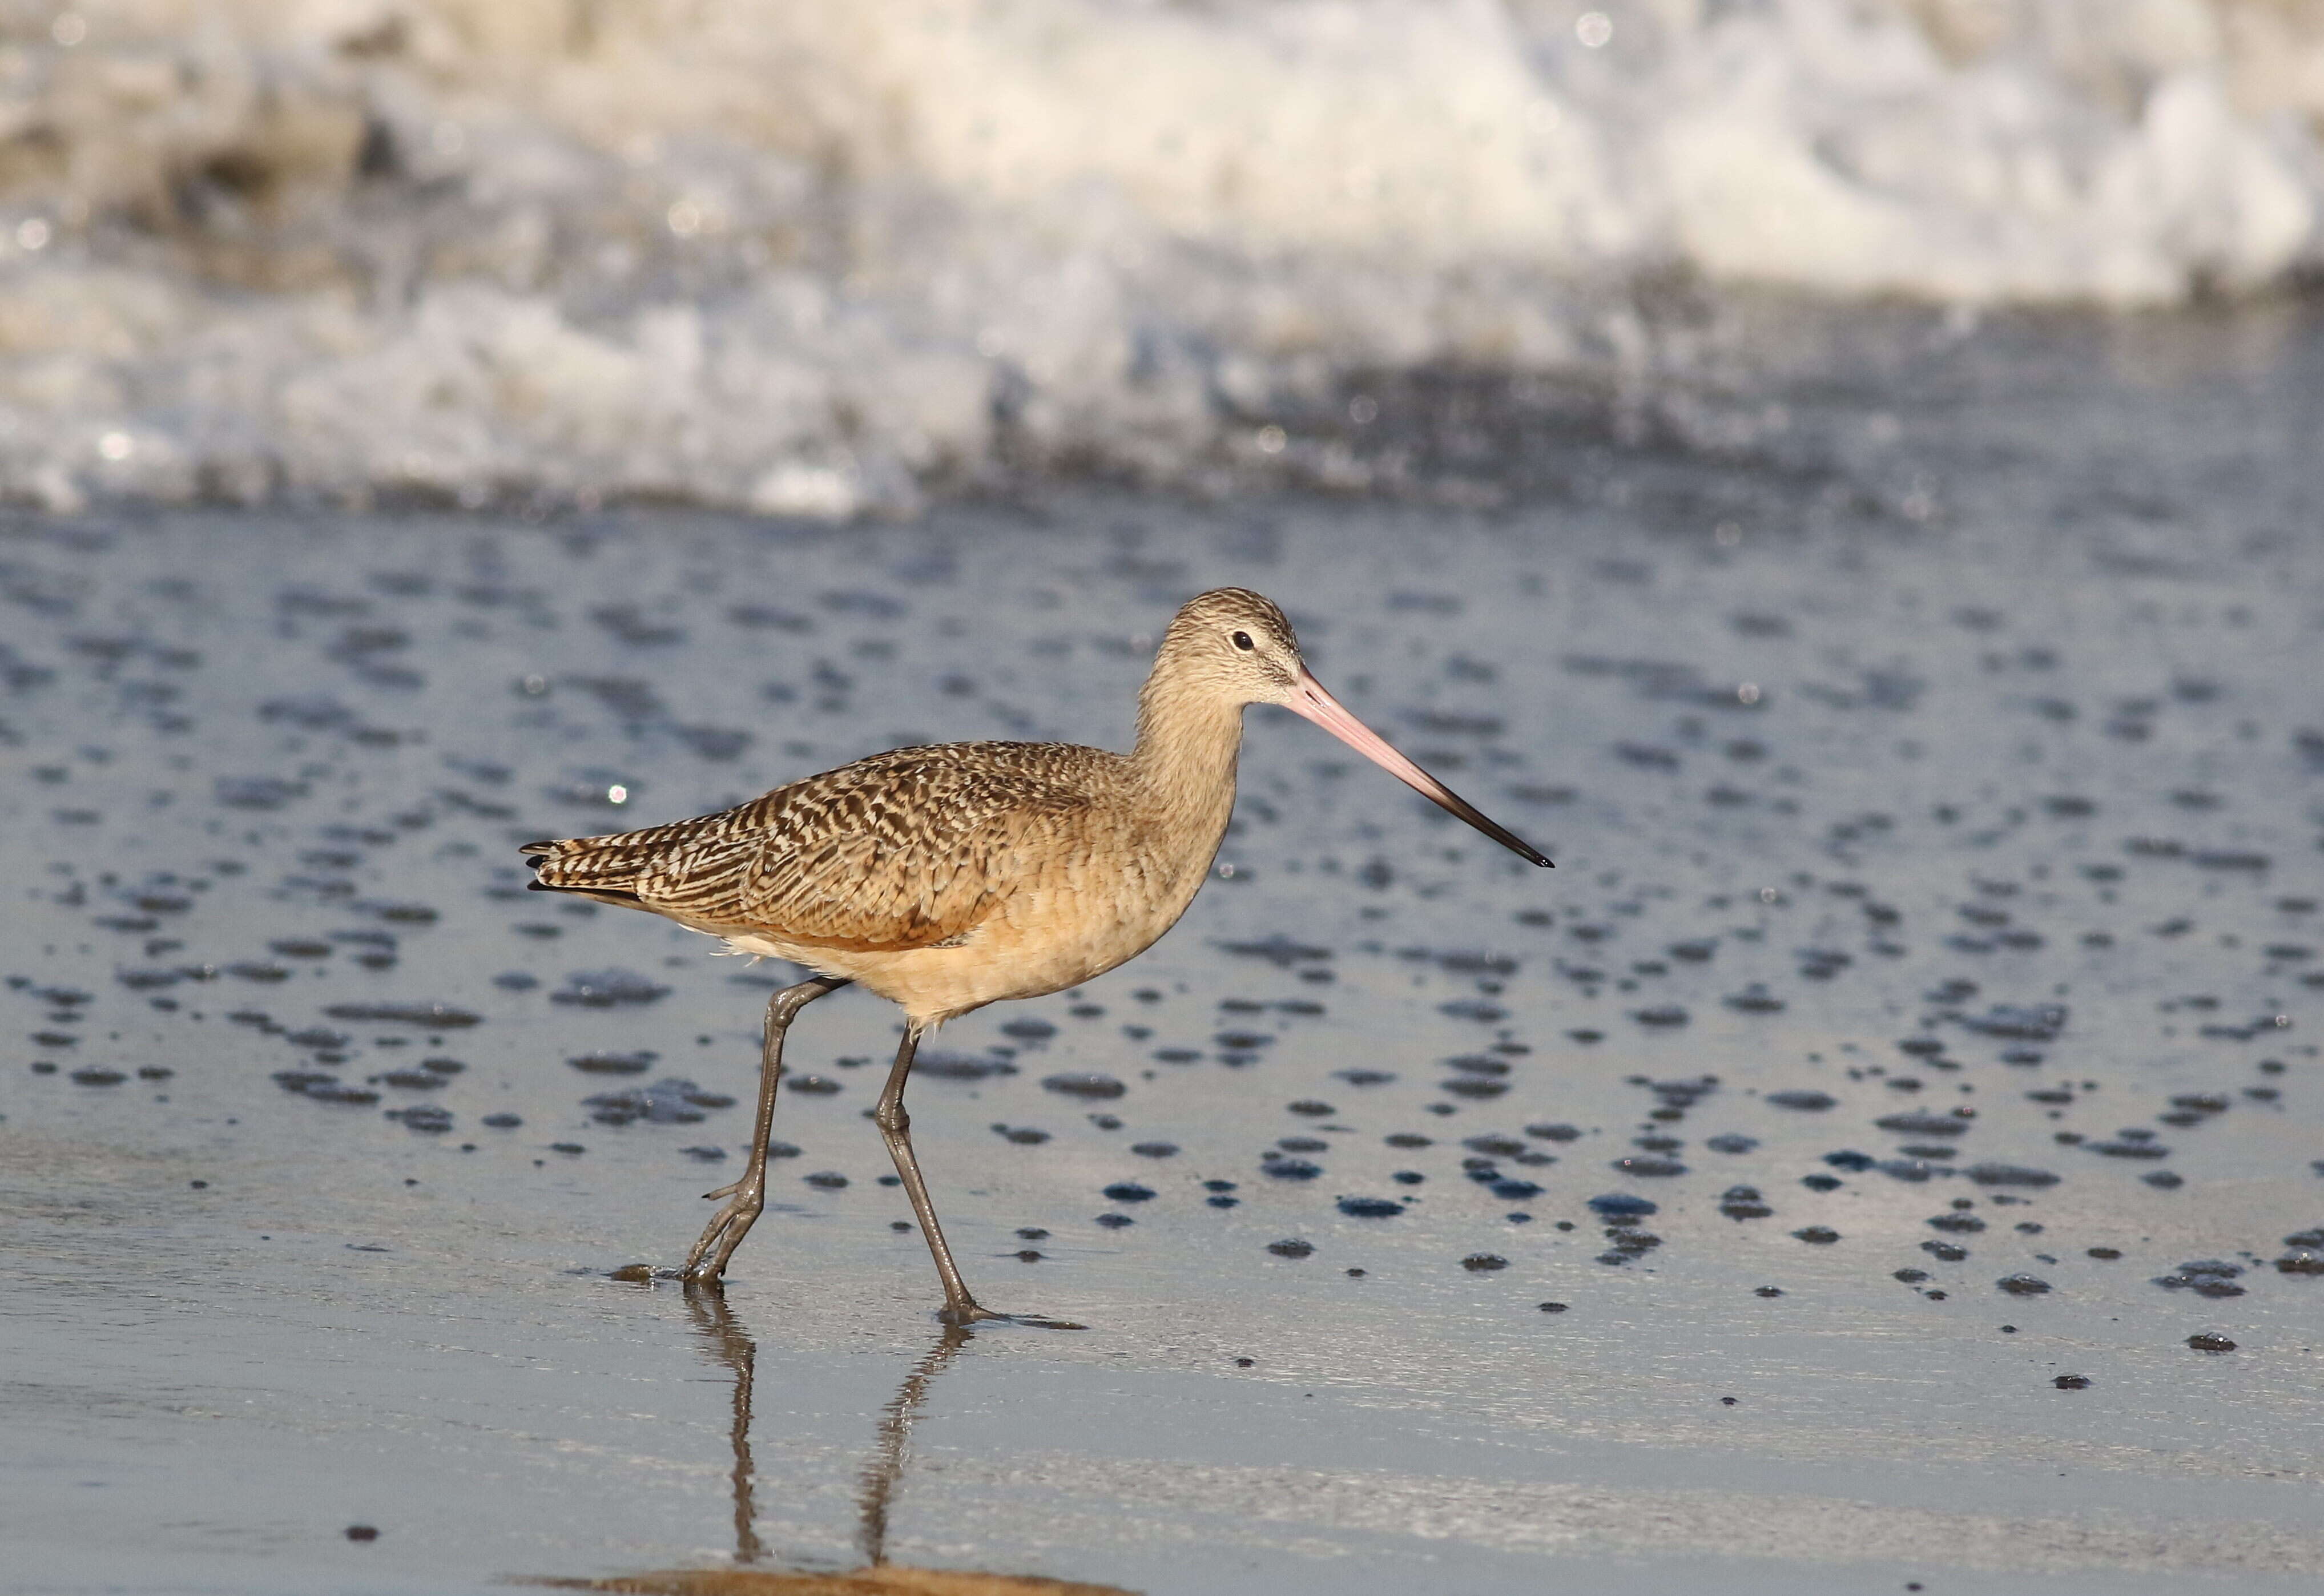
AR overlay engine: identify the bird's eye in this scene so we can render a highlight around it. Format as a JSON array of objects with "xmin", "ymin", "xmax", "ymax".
[{"xmin": 1231, "ymin": 630, "xmax": 1255, "ymax": 651}]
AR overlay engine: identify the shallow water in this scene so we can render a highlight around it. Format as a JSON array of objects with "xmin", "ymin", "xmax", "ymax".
[{"xmin": 5, "ymin": 308, "xmax": 2324, "ymax": 1591}]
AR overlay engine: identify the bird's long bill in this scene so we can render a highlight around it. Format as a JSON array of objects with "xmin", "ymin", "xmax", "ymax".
[{"xmin": 1287, "ymin": 671, "xmax": 1553, "ymax": 868}]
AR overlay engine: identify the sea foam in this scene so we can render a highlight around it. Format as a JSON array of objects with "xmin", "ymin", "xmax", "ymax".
[{"xmin": 1, "ymin": 0, "xmax": 2318, "ymax": 513}]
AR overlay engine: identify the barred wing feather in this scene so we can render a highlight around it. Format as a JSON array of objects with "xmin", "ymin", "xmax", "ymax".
[{"xmin": 524, "ymin": 743, "xmax": 1110, "ymax": 953}]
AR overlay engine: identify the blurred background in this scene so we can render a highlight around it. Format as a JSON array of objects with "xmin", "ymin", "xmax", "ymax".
[{"xmin": 5, "ymin": 0, "xmax": 2323, "ymax": 519}]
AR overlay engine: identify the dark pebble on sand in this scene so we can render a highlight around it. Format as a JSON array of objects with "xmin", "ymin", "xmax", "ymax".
[
  {"xmin": 323, "ymin": 1001, "xmax": 480, "ymax": 1027},
  {"xmin": 1793, "ymin": 1226, "xmax": 1840, "ymax": 1244},
  {"xmin": 1965, "ymin": 1163, "xmax": 2061, "ymax": 1187},
  {"xmin": 1338, "ymin": 1196, "xmax": 1404, "ymax": 1218},
  {"xmin": 1461, "ymin": 1254, "xmax": 1508, "ymax": 1272},
  {"xmin": 1266, "ymin": 1239, "xmax": 1312, "ymax": 1258},
  {"xmin": 567, "ymin": 1050, "xmax": 657, "ymax": 1075},
  {"xmin": 1538, "ymin": 1301, "xmax": 1568, "ymax": 1313},
  {"xmin": 1767, "ymin": 1091, "xmax": 1836, "ymax": 1111},
  {"xmin": 578, "ymin": 1078, "xmax": 706, "ymax": 1129},
  {"xmin": 344, "ymin": 1525, "xmax": 378, "ymax": 1542},
  {"xmin": 1996, "ymin": 1274, "xmax": 2051, "ymax": 1295},
  {"xmin": 2188, "ymin": 1333, "xmax": 2237, "ymax": 1352},
  {"xmin": 803, "ymin": 1171, "xmax": 847, "ymax": 1188},
  {"xmin": 916, "ymin": 1051, "xmax": 1018, "ymax": 1081},
  {"xmin": 1588, "ymin": 1192, "xmax": 1658, "ymax": 1219},
  {"xmin": 305, "ymin": 1082, "xmax": 380, "ymax": 1106},
  {"xmin": 1721, "ymin": 1186, "xmax": 1774, "ymax": 1220},
  {"xmin": 1095, "ymin": 1212, "xmax": 1134, "ymax": 1228},
  {"xmin": 1042, "ymin": 1071, "xmax": 1126, "ymax": 1099},
  {"xmin": 2053, "ymin": 1375, "xmax": 2091, "ymax": 1389},
  {"xmin": 69, "ymin": 1067, "xmax": 126, "ymax": 1086},
  {"xmin": 549, "ymin": 970, "xmax": 671, "ymax": 1008},
  {"xmin": 1103, "ymin": 1182, "xmax": 1155, "ymax": 1203}
]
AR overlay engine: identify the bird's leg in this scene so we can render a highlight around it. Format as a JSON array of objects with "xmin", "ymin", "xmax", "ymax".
[
  {"xmin": 875, "ymin": 1023, "xmax": 995, "ymax": 1325},
  {"xmin": 685, "ymin": 975, "xmax": 850, "ymax": 1284}
]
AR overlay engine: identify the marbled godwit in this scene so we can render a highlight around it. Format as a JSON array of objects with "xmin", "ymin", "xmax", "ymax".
[{"xmin": 523, "ymin": 589, "xmax": 1549, "ymax": 1321}]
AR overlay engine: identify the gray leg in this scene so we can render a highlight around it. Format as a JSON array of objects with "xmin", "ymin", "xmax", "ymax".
[
  {"xmin": 875, "ymin": 1023, "xmax": 994, "ymax": 1324},
  {"xmin": 684, "ymin": 975, "xmax": 849, "ymax": 1284}
]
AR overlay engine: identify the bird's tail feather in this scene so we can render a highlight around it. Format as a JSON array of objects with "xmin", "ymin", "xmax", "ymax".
[{"xmin": 521, "ymin": 835, "xmax": 647, "ymax": 905}]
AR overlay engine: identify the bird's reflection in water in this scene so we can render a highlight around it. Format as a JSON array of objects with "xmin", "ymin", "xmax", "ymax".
[
  {"xmin": 523, "ymin": 1287, "xmax": 1131, "ymax": 1596},
  {"xmin": 848, "ymin": 1315, "xmax": 972, "ymax": 1570},
  {"xmin": 685, "ymin": 1287, "xmax": 775, "ymax": 1567}
]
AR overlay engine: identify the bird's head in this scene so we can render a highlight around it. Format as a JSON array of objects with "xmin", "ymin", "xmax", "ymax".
[
  {"xmin": 1157, "ymin": 587, "xmax": 1307, "ymax": 707},
  {"xmin": 1150, "ymin": 587, "xmax": 1552, "ymax": 868}
]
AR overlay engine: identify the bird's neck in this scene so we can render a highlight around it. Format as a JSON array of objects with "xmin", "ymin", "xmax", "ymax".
[{"xmin": 1128, "ymin": 670, "xmax": 1246, "ymax": 846}]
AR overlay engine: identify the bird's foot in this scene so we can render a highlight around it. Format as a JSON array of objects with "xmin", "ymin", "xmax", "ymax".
[
  {"xmin": 684, "ymin": 1178, "xmax": 766, "ymax": 1284},
  {"xmin": 938, "ymin": 1300, "xmax": 1085, "ymax": 1331}
]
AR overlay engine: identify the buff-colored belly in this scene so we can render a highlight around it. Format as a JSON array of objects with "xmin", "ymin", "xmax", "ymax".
[{"xmin": 714, "ymin": 865, "xmax": 1203, "ymax": 1026}]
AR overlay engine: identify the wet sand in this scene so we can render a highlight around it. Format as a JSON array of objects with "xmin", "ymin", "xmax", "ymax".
[{"xmin": 5, "ymin": 317, "xmax": 2324, "ymax": 1592}]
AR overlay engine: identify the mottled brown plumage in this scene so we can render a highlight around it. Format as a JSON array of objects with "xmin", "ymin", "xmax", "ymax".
[{"xmin": 520, "ymin": 587, "xmax": 1548, "ymax": 1319}]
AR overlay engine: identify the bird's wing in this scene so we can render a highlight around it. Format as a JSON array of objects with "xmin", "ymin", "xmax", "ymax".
[{"xmin": 525, "ymin": 743, "xmax": 1111, "ymax": 952}]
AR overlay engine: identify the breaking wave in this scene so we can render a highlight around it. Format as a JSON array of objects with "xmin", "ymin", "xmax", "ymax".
[{"xmin": 3, "ymin": 0, "xmax": 2321, "ymax": 514}]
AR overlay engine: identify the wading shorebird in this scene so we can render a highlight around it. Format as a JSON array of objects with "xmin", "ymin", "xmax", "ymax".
[{"xmin": 523, "ymin": 589, "xmax": 1550, "ymax": 1322}]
